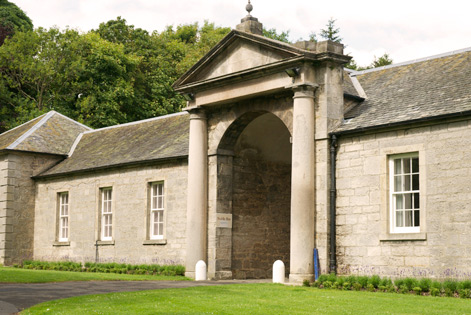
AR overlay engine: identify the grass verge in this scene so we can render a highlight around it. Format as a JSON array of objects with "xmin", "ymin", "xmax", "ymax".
[
  {"xmin": 0, "ymin": 266, "xmax": 191, "ymax": 283},
  {"xmin": 23, "ymin": 283, "xmax": 471, "ymax": 314}
]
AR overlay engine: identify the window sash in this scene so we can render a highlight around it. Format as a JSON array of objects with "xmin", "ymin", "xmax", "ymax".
[
  {"xmin": 390, "ymin": 155, "xmax": 420, "ymax": 233},
  {"xmin": 101, "ymin": 188, "xmax": 113, "ymax": 240},
  {"xmin": 150, "ymin": 183, "xmax": 164, "ymax": 239},
  {"xmin": 59, "ymin": 193, "xmax": 69, "ymax": 241}
]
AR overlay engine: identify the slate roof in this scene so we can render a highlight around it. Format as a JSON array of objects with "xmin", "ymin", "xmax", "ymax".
[
  {"xmin": 0, "ymin": 111, "xmax": 91, "ymax": 155},
  {"xmin": 335, "ymin": 48, "xmax": 471, "ymax": 133},
  {"xmin": 38, "ymin": 112, "xmax": 189, "ymax": 177}
]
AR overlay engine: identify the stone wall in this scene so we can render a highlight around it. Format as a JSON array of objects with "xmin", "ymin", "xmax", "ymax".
[
  {"xmin": 232, "ymin": 156, "xmax": 291, "ymax": 279},
  {"xmin": 0, "ymin": 152, "xmax": 62, "ymax": 265},
  {"xmin": 336, "ymin": 119, "xmax": 471, "ymax": 279},
  {"xmin": 33, "ymin": 160, "xmax": 188, "ymax": 265}
]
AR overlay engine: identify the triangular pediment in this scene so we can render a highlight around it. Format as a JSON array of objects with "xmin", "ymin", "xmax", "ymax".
[{"xmin": 173, "ymin": 30, "xmax": 303, "ymax": 89}]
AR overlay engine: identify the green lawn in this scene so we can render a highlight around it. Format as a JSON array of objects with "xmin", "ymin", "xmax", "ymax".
[
  {"xmin": 23, "ymin": 283, "xmax": 471, "ymax": 314},
  {"xmin": 0, "ymin": 266, "xmax": 191, "ymax": 283}
]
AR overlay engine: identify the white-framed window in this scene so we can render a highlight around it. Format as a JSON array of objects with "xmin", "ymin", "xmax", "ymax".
[
  {"xmin": 150, "ymin": 182, "xmax": 165, "ymax": 239},
  {"xmin": 59, "ymin": 192, "xmax": 69, "ymax": 241},
  {"xmin": 101, "ymin": 188, "xmax": 113, "ymax": 240},
  {"xmin": 389, "ymin": 153, "xmax": 420, "ymax": 233}
]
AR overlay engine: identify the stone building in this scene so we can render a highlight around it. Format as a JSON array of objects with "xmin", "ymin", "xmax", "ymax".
[{"xmin": 1, "ymin": 7, "xmax": 471, "ymax": 282}]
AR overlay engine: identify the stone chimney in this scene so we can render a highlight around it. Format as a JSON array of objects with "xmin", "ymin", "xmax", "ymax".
[{"xmin": 236, "ymin": 1, "xmax": 263, "ymax": 35}]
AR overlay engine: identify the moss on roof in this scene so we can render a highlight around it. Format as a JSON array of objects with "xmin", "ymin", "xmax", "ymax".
[
  {"xmin": 337, "ymin": 50, "xmax": 471, "ymax": 132},
  {"xmin": 0, "ymin": 114, "xmax": 46, "ymax": 150},
  {"xmin": 39, "ymin": 113, "xmax": 189, "ymax": 177}
]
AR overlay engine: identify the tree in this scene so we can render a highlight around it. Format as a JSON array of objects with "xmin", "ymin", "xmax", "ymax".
[
  {"xmin": 319, "ymin": 18, "xmax": 342, "ymax": 43},
  {"xmin": 263, "ymin": 28, "xmax": 290, "ymax": 43},
  {"xmin": 370, "ymin": 53, "xmax": 393, "ymax": 68},
  {"xmin": 0, "ymin": 0, "xmax": 32, "ymax": 46}
]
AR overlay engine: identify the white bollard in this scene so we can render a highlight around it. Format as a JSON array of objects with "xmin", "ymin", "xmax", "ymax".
[
  {"xmin": 273, "ymin": 260, "xmax": 285, "ymax": 283},
  {"xmin": 195, "ymin": 260, "xmax": 207, "ymax": 281}
]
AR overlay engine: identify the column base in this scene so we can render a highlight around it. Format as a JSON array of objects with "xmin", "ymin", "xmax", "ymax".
[
  {"xmin": 208, "ymin": 271, "xmax": 233, "ymax": 280},
  {"xmin": 289, "ymin": 273, "xmax": 314, "ymax": 284},
  {"xmin": 185, "ymin": 271, "xmax": 195, "ymax": 279}
]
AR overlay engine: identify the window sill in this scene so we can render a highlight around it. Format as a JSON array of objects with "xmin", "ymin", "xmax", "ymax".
[
  {"xmin": 96, "ymin": 240, "xmax": 115, "ymax": 246},
  {"xmin": 53, "ymin": 241, "xmax": 70, "ymax": 247},
  {"xmin": 143, "ymin": 239, "xmax": 167, "ymax": 245},
  {"xmin": 380, "ymin": 232, "xmax": 427, "ymax": 242}
]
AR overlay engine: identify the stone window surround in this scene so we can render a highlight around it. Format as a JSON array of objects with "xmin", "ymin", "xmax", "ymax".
[
  {"xmin": 53, "ymin": 190, "xmax": 70, "ymax": 247},
  {"xmin": 379, "ymin": 144, "xmax": 427, "ymax": 242},
  {"xmin": 96, "ymin": 183, "xmax": 115, "ymax": 244},
  {"xmin": 144, "ymin": 177, "xmax": 167, "ymax": 245}
]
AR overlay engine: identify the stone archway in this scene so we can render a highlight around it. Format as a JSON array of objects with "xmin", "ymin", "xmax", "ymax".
[{"xmin": 222, "ymin": 112, "xmax": 292, "ymax": 279}]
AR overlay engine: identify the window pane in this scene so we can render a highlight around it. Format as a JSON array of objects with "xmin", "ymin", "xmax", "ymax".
[
  {"xmin": 394, "ymin": 176, "xmax": 402, "ymax": 192},
  {"xmin": 412, "ymin": 158, "xmax": 419, "ymax": 173},
  {"xmin": 396, "ymin": 211, "xmax": 403, "ymax": 227},
  {"xmin": 158, "ymin": 223, "xmax": 164, "ymax": 235},
  {"xmin": 404, "ymin": 175, "xmax": 411, "ymax": 191},
  {"xmin": 404, "ymin": 193, "xmax": 412, "ymax": 209},
  {"xmin": 403, "ymin": 158, "xmax": 410, "ymax": 173},
  {"xmin": 405, "ymin": 210, "xmax": 413, "ymax": 227},
  {"xmin": 412, "ymin": 174, "xmax": 419, "ymax": 190},
  {"xmin": 394, "ymin": 159, "xmax": 402, "ymax": 174},
  {"xmin": 395, "ymin": 194, "xmax": 403, "ymax": 209},
  {"xmin": 414, "ymin": 210, "xmax": 420, "ymax": 226},
  {"xmin": 158, "ymin": 196, "xmax": 163, "ymax": 209},
  {"xmin": 414, "ymin": 193, "xmax": 420, "ymax": 209}
]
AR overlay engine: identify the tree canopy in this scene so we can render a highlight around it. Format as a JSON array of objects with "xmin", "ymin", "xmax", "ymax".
[{"xmin": 0, "ymin": 0, "xmax": 32, "ymax": 46}]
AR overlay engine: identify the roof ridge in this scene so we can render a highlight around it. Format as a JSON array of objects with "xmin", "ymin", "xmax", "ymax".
[
  {"xmin": 0, "ymin": 112, "xmax": 47, "ymax": 138},
  {"xmin": 349, "ymin": 46, "xmax": 471, "ymax": 76},
  {"xmin": 6, "ymin": 111, "xmax": 55, "ymax": 150},
  {"xmin": 52, "ymin": 111, "xmax": 93, "ymax": 131},
  {"xmin": 83, "ymin": 112, "xmax": 188, "ymax": 134}
]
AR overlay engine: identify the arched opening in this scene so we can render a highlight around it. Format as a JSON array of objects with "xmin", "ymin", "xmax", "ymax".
[{"xmin": 221, "ymin": 112, "xmax": 291, "ymax": 279}]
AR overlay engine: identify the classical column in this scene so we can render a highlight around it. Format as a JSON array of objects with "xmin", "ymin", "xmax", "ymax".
[
  {"xmin": 185, "ymin": 109, "xmax": 208, "ymax": 278},
  {"xmin": 289, "ymin": 83, "xmax": 317, "ymax": 283}
]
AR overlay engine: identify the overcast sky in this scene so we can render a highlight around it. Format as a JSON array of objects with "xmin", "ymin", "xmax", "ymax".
[{"xmin": 14, "ymin": 0, "xmax": 471, "ymax": 66}]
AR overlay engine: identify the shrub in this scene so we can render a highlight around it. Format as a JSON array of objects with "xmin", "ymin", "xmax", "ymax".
[
  {"xmin": 302, "ymin": 280, "xmax": 310, "ymax": 287},
  {"xmin": 412, "ymin": 287, "xmax": 422, "ymax": 295},
  {"xmin": 459, "ymin": 280, "xmax": 471, "ymax": 290},
  {"xmin": 327, "ymin": 273, "xmax": 337, "ymax": 283},
  {"xmin": 323, "ymin": 281, "xmax": 333, "ymax": 289},
  {"xmin": 444, "ymin": 288, "xmax": 454, "ymax": 297},
  {"xmin": 368, "ymin": 275, "xmax": 381, "ymax": 288},
  {"xmin": 387, "ymin": 284, "xmax": 396, "ymax": 293},
  {"xmin": 357, "ymin": 276, "xmax": 369, "ymax": 289},
  {"xmin": 379, "ymin": 278, "xmax": 393, "ymax": 287},
  {"xmin": 443, "ymin": 280, "xmax": 458, "ymax": 294},
  {"xmin": 317, "ymin": 274, "xmax": 329, "ymax": 284},
  {"xmin": 352, "ymin": 283, "xmax": 362, "ymax": 291},
  {"xmin": 378, "ymin": 285, "xmax": 386, "ymax": 292},
  {"xmin": 431, "ymin": 280, "xmax": 442, "ymax": 291},
  {"xmin": 366, "ymin": 284, "xmax": 375, "ymax": 292},
  {"xmin": 403, "ymin": 278, "xmax": 419, "ymax": 291},
  {"xmin": 459, "ymin": 289, "xmax": 470, "ymax": 299},
  {"xmin": 430, "ymin": 288, "xmax": 441, "ymax": 297},
  {"xmin": 342, "ymin": 282, "xmax": 351, "ymax": 290},
  {"xmin": 418, "ymin": 278, "xmax": 431, "ymax": 293},
  {"xmin": 345, "ymin": 275, "xmax": 357, "ymax": 285},
  {"xmin": 394, "ymin": 278, "xmax": 404, "ymax": 288},
  {"xmin": 399, "ymin": 285, "xmax": 409, "ymax": 294},
  {"xmin": 336, "ymin": 276, "xmax": 345, "ymax": 287}
]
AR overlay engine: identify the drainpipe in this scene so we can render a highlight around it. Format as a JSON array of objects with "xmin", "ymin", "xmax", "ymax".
[{"xmin": 329, "ymin": 134, "xmax": 338, "ymax": 274}]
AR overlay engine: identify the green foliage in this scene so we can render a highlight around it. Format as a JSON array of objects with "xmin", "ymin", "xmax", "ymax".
[
  {"xmin": 403, "ymin": 278, "xmax": 419, "ymax": 291},
  {"xmin": 418, "ymin": 278, "xmax": 432, "ymax": 292},
  {"xmin": 323, "ymin": 280, "xmax": 333, "ymax": 289},
  {"xmin": 443, "ymin": 280, "xmax": 458, "ymax": 293},
  {"xmin": 16, "ymin": 260, "xmax": 185, "ymax": 276},
  {"xmin": 319, "ymin": 18, "xmax": 342, "ymax": 43},
  {"xmin": 458, "ymin": 289, "xmax": 470, "ymax": 299},
  {"xmin": 399, "ymin": 284, "xmax": 409, "ymax": 294},
  {"xmin": 458, "ymin": 280, "xmax": 471, "ymax": 290},
  {"xmin": 368, "ymin": 275, "xmax": 381, "ymax": 288},
  {"xmin": 263, "ymin": 28, "xmax": 290, "ymax": 43},
  {"xmin": 371, "ymin": 53, "xmax": 393, "ymax": 68},
  {"xmin": 352, "ymin": 282, "xmax": 362, "ymax": 291},
  {"xmin": 412, "ymin": 287, "xmax": 422, "ymax": 295},
  {"xmin": 431, "ymin": 287, "xmax": 441, "ymax": 297},
  {"xmin": 0, "ymin": 0, "xmax": 33, "ymax": 46},
  {"xmin": 357, "ymin": 276, "xmax": 369, "ymax": 288},
  {"xmin": 366, "ymin": 283, "xmax": 375, "ymax": 292}
]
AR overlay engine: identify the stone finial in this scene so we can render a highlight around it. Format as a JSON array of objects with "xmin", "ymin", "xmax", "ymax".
[
  {"xmin": 236, "ymin": 0, "xmax": 263, "ymax": 35},
  {"xmin": 246, "ymin": 0, "xmax": 253, "ymax": 15}
]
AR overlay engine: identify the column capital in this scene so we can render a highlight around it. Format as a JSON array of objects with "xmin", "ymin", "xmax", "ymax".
[
  {"xmin": 285, "ymin": 82, "xmax": 319, "ymax": 99},
  {"xmin": 188, "ymin": 108, "xmax": 207, "ymax": 120}
]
